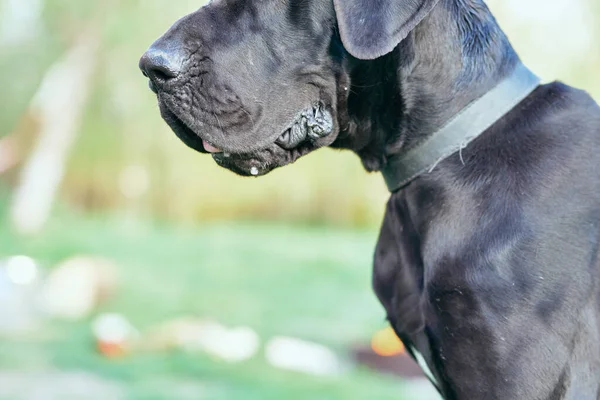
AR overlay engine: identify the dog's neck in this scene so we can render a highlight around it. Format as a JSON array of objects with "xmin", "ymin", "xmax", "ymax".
[{"xmin": 333, "ymin": 0, "xmax": 520, "ymax": 172}]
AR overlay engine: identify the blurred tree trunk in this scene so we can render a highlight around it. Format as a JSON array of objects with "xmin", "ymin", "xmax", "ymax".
[{"xmin": 9, "ymin": 32, "xmax": 99, "ymax": 235}]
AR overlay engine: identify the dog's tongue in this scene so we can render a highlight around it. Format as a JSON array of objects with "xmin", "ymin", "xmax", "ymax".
[{"xmin": 203, "ymin": 140, "xmax": 222, "ymax": 153}]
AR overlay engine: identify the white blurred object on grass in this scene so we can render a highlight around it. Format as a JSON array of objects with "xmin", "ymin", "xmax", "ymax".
[
  {"xmin": 92, "ymin": 313, "xmax": 139, "ymax": 344},
  {"xmin": 5, "ymin": 255, "xmax": 38, "ymax": 286},
  {"xmin": 144, "ymin": 317, "xmax": 260, "ymax": 363},
  {"xmin": 265, "ymin": 336, "xmax": 343, "ymax": 376},
  {"xmin": 40, "ymin": 256, "xmax": 118, "ymax": 320},
  {"xmin": 194, "ymin": 321, "xmax": 260, "ymax": 363},
  {"xmin": 0, "ymin": 256, "xmax": 43, "ymax": 335}
]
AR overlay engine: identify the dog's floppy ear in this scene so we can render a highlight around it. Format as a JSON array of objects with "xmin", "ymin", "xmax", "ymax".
[{"xmin": 333, "ymin": 0, "xmax": 440, "ymax": 60}]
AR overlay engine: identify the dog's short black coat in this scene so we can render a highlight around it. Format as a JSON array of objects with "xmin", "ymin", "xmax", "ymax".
[{"xmin": 140, "ymin": 0, "xmax": 600, "ymax": 398}]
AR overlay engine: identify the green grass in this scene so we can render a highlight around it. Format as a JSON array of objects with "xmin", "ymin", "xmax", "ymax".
[{"xmin": 0, "ymin": 212, "xmax": 411, "ymax": 399}]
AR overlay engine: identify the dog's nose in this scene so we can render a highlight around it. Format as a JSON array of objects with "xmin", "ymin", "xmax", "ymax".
[{"xmin": 139, "ymin": 42, "xmax": 184, "ymax": 87}]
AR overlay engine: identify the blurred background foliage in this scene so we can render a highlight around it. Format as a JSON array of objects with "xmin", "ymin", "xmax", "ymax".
[{"xmin": 2, "ymin": 0, "xmax": 596, "ymax": 229}]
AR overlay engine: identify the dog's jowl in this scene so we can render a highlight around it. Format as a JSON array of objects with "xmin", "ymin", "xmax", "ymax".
[{"xmin": 140, "ymin": 0, "xmax": 600, "ymax": 398}]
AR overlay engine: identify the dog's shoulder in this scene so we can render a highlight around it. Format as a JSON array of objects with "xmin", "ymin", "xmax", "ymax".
[
  {"xmin": 527, "ymin": 81, "xmax": 600, "ymax": 128},
  {"xmin": 524, "ymin": 81, "xmax": 600, "ymax": 177}
]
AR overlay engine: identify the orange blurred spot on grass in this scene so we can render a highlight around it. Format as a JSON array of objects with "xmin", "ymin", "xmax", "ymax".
[{"xmin": 371, "ymin": 326, "xmax": 406, "ymax": 357}]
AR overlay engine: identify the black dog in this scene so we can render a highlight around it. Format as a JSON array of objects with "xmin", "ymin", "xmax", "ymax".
[{"xmin": 140, "ymin": 0, "xmax": 600, "ymax": 398}]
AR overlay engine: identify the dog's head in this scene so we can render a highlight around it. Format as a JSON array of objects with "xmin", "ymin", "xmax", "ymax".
[{"xmin": 140, "ymin": 0, "xmax": 439, "ymax": 176}]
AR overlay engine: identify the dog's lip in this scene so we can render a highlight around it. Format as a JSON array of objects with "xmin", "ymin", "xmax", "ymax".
[
  {"xmin": 163, "ymin": 103, "xmax": 292, "ymax": 156},
  {"xmin": 161, "ymin": 100, "xmax": 333, "ymax": 156},
  {"xmin": 201, "ymin": 128, "xmax": 296, "ymax": 155},
  {"xmin": 202, "ymin": 140, "xmax": 223, "ymax": 153},
  {"xmin": 162, "ymin": 100, "xmax": 284, "ymax": 154},
  {"xmin": 159, "ymin": 102, "xmax": 207, "ymax": 154}
]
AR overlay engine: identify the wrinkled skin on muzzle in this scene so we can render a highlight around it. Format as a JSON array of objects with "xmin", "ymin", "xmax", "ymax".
[{"xmin": 140, "ymin": 0, "xmax": 346, "ymax": 176}]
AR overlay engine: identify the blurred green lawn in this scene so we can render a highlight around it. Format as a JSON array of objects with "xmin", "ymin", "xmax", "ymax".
[{"xmin": 0, "ymin": 206, "xmax": 414, "ymax": 399}]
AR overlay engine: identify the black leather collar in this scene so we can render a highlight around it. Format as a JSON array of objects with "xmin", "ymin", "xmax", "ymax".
[{"xmin": 382, "ymin": 63, "xmax": 541, "ymax": 192}]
